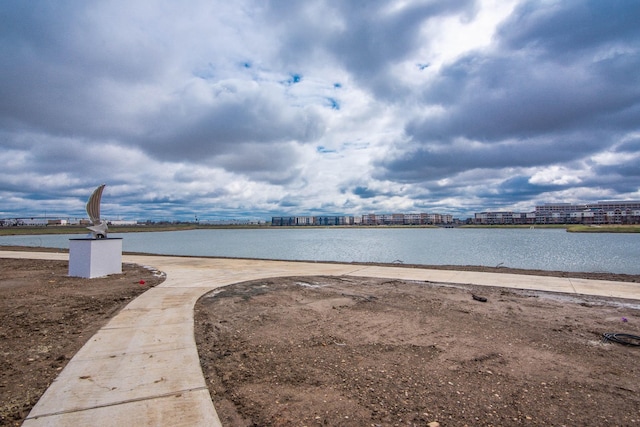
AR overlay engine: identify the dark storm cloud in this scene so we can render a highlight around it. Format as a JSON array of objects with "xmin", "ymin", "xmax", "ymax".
[
  {"xmin": 616, "ymin": 137, "xmax": 640, "ymax": 153},
  {"xmin": 379, "ymin": 0, "xmax": 640, "ymax": 202},
  {"xmin": 377, "ymin": 133, "xmax": 601, "ymax": 182},
  {"xmin": 409, "ymin": 49, "xmax": 640, "ymax": 142},
  {"xmin": 352, "ymin": 186, "xmax": 378, "ymax": 199},
  {"xmin": 326, "ymin": 0, "xmax": 476, "ymax": 90},
  {"xmin": 0, "ymin": 2, "xmax": 168, "ymax": 140},
  {"xmin": 498, "ymin": 0, "xmax": 640, "ymax": 57},
  {"xmin": 491, "ymin": 176, "xmax": 562, "ymax": 201},
  {"xmin": 136, "ymin": 82, "xmax": 325, "ymax": 163},
  {"xmin": 265, "ymin": 0, "xmax": 477, "ymax": 98},
  {"xmin": 214, "ymin": 142, "xmax": 306, "ymax": 185}
]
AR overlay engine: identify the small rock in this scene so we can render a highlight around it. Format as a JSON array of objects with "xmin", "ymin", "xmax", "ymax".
[{"xmin": 428, "ymin": 422, "xmax": 441, "ymax": 427}]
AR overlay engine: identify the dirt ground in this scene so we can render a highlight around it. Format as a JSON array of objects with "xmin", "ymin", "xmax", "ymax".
[
  {"xmin": 195, "ymin": 277, "xmax": 640, "ymax": 427},
  {"xmin": 2, "ymin": 248, "xmax": 640, "ymax": 427},
  {"xmin": 0, "ymin": 256, "xmax": 166, "ymax": 426}
]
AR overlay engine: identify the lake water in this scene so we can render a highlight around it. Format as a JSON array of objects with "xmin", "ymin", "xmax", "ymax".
[{"xmin": 2, "ymin": 228, "xmax": 639, "ymax": 274}]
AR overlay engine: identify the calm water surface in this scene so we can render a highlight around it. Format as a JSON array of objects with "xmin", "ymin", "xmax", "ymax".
[{"xmin": 2, "ymin": 228, "xmax": 639, "ymax": 274}]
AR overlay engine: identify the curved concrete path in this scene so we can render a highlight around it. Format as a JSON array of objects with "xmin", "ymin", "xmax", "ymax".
[{"xmin": 1, "ymin": 250, "xmax": 638, "ymax": 426}]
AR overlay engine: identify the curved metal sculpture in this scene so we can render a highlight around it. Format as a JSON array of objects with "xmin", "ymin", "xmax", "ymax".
[{"xmin": 86, "ymin": 184, "xmax": 108, "ymax": 239}]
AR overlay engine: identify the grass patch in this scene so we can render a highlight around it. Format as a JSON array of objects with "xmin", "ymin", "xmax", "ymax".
[
  {"xmin": 0, "ymin": 224, "xmax": 271, "ymax": 236},
  {"xmin": 458, "ymin": 224, "xmax": 567, "ymax": 229},
  {"xmin": 566, "ymin": 225, "xmax": 640, "ymax": 233}
]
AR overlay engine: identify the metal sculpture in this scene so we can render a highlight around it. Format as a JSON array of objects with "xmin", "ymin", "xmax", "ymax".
[{"xmin": 86, "ymin": 184, "xmax": 108, "ymax": 238}]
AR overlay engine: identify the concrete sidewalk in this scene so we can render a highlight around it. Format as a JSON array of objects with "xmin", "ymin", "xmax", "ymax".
[{"xmin": 2, "ymin": 250, "xmax": 638, "ymax": 426}]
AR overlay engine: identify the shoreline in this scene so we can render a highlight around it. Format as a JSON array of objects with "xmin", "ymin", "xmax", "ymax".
[
  {"xmin": 1, "ymin": 223, "xmax": 640, "ymax": 236},
  {"xmin": 2, "ymin": 244, "xmax": 640, "ymax": 284}
]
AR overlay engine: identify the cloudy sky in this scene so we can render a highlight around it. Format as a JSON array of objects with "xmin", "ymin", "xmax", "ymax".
[{"xmin": 1, "ymin": 0, "xmax": 639, "ymax": 222}]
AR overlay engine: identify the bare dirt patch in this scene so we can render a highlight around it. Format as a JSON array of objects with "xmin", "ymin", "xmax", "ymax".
[
  {"xmin": 195, "ymin": 276, "xmax": 640, "ymax": 426},
  {"xmin": 0, "ymin": 257, "xmax": 165, "ymax": 426},
  {"xmin": 2, "ymin": 247, "xmax": 640, "ymax": 427}
]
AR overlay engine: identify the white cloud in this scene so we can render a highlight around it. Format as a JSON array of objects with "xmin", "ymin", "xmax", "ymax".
[
  {"xmin": 529, "ymin": 166, "xmax": 583, "ymax": 186},
  {"xmin": 591, "ymin": 150, "xmax": 639, "ymax": 167},
  {"xmin": 1, "ymin": 0, "xmax": 639, "ymax": 220}
]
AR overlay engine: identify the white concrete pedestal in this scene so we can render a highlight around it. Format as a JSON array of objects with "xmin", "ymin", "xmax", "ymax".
[{"xmin": 69, "ymin": 238, "xmax": 122, "ymax": 278}]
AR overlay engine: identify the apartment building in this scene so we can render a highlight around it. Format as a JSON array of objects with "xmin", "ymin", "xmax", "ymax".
[
  {"xmin": 271, "ymin": 215, "xmax": 354, "ymax": 226},
  {"xmin": 474, "ymin": 201, "xmax": 640, "ymax": 225},
  {"xmin": 474, "ymin": 211, "xmax": 537, "ymax": 225},
  {"xmin": 273, "ymin": 212, "xmax": 453, "ymax": 226}
]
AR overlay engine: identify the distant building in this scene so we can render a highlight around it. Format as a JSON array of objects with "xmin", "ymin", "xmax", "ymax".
[
  {"xmin": 0, "ymin": 218, "xmax": 49, "ymax": 226},
  {"xmin": 0, "ymin": 217, "xmax": 140, "ymax": 227},
  {"xmin": 474, "ymin": 211, "xmax": 536, "ymax": 225},
  {"xmin": 109, "ymin": 220, "xmax": 138, "ymax": 226},
  {"xmin": 271, "ymin": 215, "xmax": 354, "ymax": 226},
  {"xmin": 199, "ymin": 219, "xmax": 267, "ymax": 225},
  {"xmin": 24, "ymin": 218, "xmax": 49, "ymax": 226},
  {"xmin": 271, "ymin": 212, "xmax": 453, "ymax": 226},
  {"xmin": 474, "ymin": 201, "xmax": 640, "ymax": 225}
]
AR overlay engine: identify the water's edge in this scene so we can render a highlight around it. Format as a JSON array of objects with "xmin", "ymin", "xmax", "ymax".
[{"xmin": 1, "ymin": 228, "xmax": 639, "ymax": 275}]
